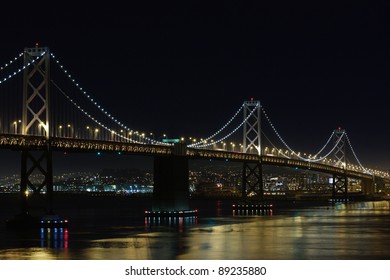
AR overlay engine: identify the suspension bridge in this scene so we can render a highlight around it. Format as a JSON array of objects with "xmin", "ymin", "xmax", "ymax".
[{"xmin": 1, "ymin": 46, "xmax": 389, "ymax": 224}]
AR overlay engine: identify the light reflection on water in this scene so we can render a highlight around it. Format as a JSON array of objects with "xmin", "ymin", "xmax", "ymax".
[
  {"xmin": 1, "ymin": 200, "xmax": 390, "ymax": 260},
  {"xmin": 40, "ymin": 228, "xmax": 69, "ymax": 249}
]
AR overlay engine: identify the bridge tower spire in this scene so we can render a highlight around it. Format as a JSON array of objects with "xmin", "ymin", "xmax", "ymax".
[
  {"xmin": 20, "ymin": 46, "xmax": 53, "ymax": 216},
  {"xmin": 22, "ymin": 45, "xmax": 50, "ymax": 138},
  {"xmin": 242, "ymin": 100, "xmax": 263, "ymax": 201},
  {"xmin": 243, "ymin": 100, "xmax": 261, "ymax": 155},
  {"xmin": 332, "ymin": 128, "xmax": 348, "ymax": 201},
  {"xmin": 333, "ymin": 128, "xmax": 346, "ymax": 167}
]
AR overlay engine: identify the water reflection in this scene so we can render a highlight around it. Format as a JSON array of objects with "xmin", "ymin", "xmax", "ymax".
[
  {"xmin": 1, "ymin": 200, "xmax": 390, "ymax": 260},
  {"xmin": 232, "ymin": 203, "xmax": 273, "ymax": 216},
  {"xmin": 40, "ymin": 228, "xmax": 69, "ymax": 249},
  {"xmin": 233, "ymin": 209, "xmax": 273, "ymax": 216},
  {"xmin": 145, "ymin": 216, "xmax": 197, "ymax": 227},
  {"xmin": 332, "ymin": 200, "xmax": 390, "ymax": 211}
]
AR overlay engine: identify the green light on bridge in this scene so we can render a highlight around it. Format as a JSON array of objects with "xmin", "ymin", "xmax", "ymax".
[{"xmin": 162, "ymin": 138, "xmax": 180, "ymax": 143}]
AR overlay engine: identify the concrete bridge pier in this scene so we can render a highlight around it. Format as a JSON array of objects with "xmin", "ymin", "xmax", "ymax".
[
  {"xmin": 150, "ymin": 143, "xmax": 195, "ymax": 216},
  {"xmin": 152, "ymin": 155, "xmax": 190, "ymax": 212},
  {"xmin": 361, "ymin": 178, "xmax": 375, "ymax": 195}
]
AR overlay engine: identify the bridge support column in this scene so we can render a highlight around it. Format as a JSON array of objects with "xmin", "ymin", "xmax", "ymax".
[
  {"xmin": 242, "ymin": 160, "xmax": 263, "ymax": 201},
  {"xmin": 361, "ymin": 178, "xmax": 375, "ymax": 195},
  {"xmin": 152, "ymin": 155, "xmax": 189, "ymax": 212},
  {"xmin": 19, "ymin": 46, "xmax": 54, "ymax": 217},
  {"xmin": 20, "ymin": 145, "xmax": 54, "ymax": 216},
  {"xmin": 6, "ymin": 145, "xmax": 55, "ymax": 229},
  {"xmin": 332, "ymin": 174, "xmax": 348, "ymax": 201}
]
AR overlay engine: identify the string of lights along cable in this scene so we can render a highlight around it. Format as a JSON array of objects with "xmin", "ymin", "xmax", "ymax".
[{"xmin": 0, "ymin": 47, "xmax": 389, "ymax": 180}]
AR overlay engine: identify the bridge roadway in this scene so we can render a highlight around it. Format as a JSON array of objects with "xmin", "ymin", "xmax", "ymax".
[{"xmin": 0, "ymin": 133, "xmax": 384, "ymax": 182}]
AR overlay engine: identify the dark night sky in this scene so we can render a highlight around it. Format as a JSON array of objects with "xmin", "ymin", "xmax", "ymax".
[{"xmin": 0, "ymin": 1, "xmax": 389, "ymax": 174}]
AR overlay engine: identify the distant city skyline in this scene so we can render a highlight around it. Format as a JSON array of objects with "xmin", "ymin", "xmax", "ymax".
[{"xmin": 2, "ymin": 163, "xmax": 379, "ymax": 197}]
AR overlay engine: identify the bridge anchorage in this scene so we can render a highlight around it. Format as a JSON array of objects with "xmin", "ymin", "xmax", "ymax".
[{"xmin": 145, "ymin": 142, "xmax": 198, "ymax": 221}]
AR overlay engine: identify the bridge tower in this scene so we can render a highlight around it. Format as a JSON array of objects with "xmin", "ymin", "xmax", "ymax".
[
  {"xmin": 332, "ymin": 128, "xmax": 348, "ymax": 200},
  {"xmin": 20, "ymin": 46, "xmax": 54, "ymax": 216},
  {"xmin": 242, "ymin": 100, "xmax": 263, "ymax": 200},
  {"xmin": 243, "ymin": 100, "xmax": 261, "ymax": 155}
]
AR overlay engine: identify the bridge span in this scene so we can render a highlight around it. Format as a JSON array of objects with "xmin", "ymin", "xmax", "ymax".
[
  {"xmin": 1, "ymin": 46, "xmax": 389, "ymax": 225},
  {"xmin": 0, "ymin": 133, "xmax": 380, "ymax": 182}
]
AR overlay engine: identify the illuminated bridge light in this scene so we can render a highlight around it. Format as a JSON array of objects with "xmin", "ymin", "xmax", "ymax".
[{"xmin": 144, "ymin": 210, "xmax": 198, "ymax": 218}]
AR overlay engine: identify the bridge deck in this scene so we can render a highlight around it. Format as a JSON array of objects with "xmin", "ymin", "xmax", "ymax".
[{"xmin": 0, "ymin": 134, "xmax": 385, "ymax": 182}]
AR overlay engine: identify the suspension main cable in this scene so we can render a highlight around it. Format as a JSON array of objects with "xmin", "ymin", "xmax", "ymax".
[
  {"xmin": 344, "ymin": 132, "xmax": 369, "ymax": 173},
  {"xmin": 50, "ymin": 52, "xmax": 168, "ymax": 145},
  {"xmin": 193, "ymin": 103, "xmax": 259, "ymax": 148},
  {"xmin": 1, "ymin": 52, "xmax": 45, "ymax": 85},
  {"xmin": 313, "ymin": 130, "xmax": 335, "ymax": 157},
  {"xmin": 261, "ymin": 105, "xmax": 340, "ymax": 162},
  {"xmin": 0, "ymin": 52, "xmax": 23, "ymax": 72},
  {"xmin": 51, "ymin": 79, "xmax": 143, "ymax": 144},
  {"xmin": 188, "ymin": 104, "xmax": 244, "ymax": 147},
  {"xmin": 261, "ymin": 130, "xmax": 291, "ymax": 159}
]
